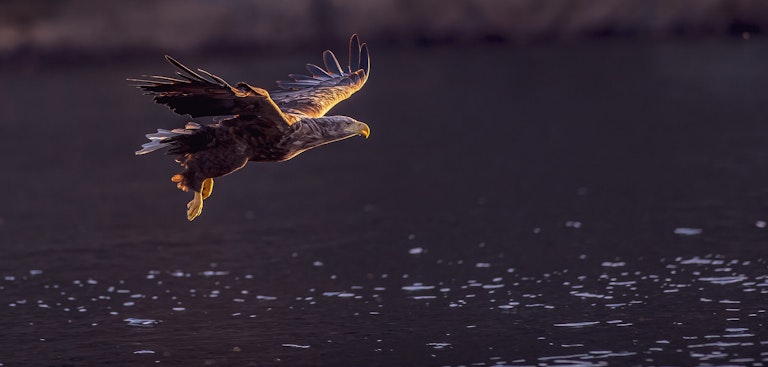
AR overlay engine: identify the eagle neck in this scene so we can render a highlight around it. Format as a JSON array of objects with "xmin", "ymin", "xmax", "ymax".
[{"xmin": 288, "ymin": 116, "xmax": 356, "ymax": 153}]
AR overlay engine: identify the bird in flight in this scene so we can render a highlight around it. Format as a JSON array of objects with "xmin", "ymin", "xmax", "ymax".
[{"xmin": 131, "ymin": 34, "xmax": 371, "ymax": 221}]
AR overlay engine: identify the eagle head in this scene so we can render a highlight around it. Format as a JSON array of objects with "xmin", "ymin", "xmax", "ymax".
[
  {"xmin": 321, "ymin": 115, "xmax": 370, "ymax": 140},
  {"xmin": 286, "ymin": 115, "xmax": 370, "ymax": 158}
]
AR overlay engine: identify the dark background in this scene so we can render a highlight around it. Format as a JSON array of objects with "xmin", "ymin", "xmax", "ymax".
[
  {"xmin": 1, "ymin": 0, "xmax": 768, "ymax": 59},
  {"xmin": 2, "ymin": 1, "xmax": 768, "ymax": 366}
]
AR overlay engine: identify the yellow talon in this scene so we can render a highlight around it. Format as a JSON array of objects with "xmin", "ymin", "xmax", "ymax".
[
  {"xmin": 201, "ymin": 178, "xmax": 214, "ymax": 200},
  {"xmin": 186, "ymin": 191, "xmax": 204, "ymax": 221}
]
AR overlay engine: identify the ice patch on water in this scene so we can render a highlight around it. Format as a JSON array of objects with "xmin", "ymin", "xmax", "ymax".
[
  {"xmin": 402, "ymin": 284, "xmax": 434, "ymax": 291},
  {"xmin": 200, "ymin": 271, "xmax": 229, "ymax": 276},
  {"xmin": 482, "ymin": 284, "xmax": 504, "ymax": 289},
  {"xmin": 169, "ymin": 270, "xmax": 188, "ymax": 277},
  {"xmin": 673, "ymin": 227, "xmax": 702, "ymax": 236},
  {"xmin": 554, "ymin": 321, "xmax": 600, "ymax": 328},
  {"xmin": 427, "ymin": 342, "xmax": 451, "ymax": 349},
  {"xmin": 411, "ymin": 295, "xmax": 436, "ymax": 300},
  {"xmin": 571, "ymin": 292, "xmax": 607, "ymax": 298},
  {"xmin": 565, "ymin": 220, "xmax": 582, "ymax": 228},
  {"xmin": 124, "ymin": 318, "xmax": 158, "ymax": 327},
  {"xmin": 609, "ymin": 281, "xmax": 635, "ymax": 286},
  {"xmin": 679, "ymin": 257, "xmax": 714, "ymax": 265},
  {"xmin": 699, "ymin": 276, "xmax": 748, "ymax": 285},
  {"xmin": 282, "ymin": 344, "xmax": 310, "ymax": 349}
]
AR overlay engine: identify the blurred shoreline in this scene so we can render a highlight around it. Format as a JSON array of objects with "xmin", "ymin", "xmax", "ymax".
[{"xmin": 1, "ymin": 0, "xmax": 766, "ymax": 64}]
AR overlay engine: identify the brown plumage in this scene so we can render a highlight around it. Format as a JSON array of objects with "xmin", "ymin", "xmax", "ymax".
[{"xmin": 131, "ymin": 34, "xmax": 371, "ymax": 220}]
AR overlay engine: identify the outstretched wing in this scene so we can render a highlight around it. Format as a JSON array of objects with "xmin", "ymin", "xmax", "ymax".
[
  {"xmin": 270, "ymin": 34, "xmax": 370, "ymax": 117},
  {"xmin": 130, "ymin": 56, "xmax": 290, "ymax": 124}
]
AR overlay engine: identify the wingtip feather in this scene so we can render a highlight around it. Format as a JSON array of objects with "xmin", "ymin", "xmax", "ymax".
[
  {"xmin": 197, "ymin": 68, "xmax": 229, "ymax": 86},
  {"xmin": 323, "ymin": 50, "xmax": 344, "ymax": 75},
  {"xmin": 349, "ymin": 35, "xmax": 361, "ymax": 72},
  {"xmin": 164, "ymin": 55, "xmax": 210, "ymax": 83},
  {"xmin": 135, "ymin": 140, "xmax": 170, "ymax": 155},
  {"xmin": 360, "ymin": 43, "xmax": 370, "ymax": 76},
  {"xmin": 306, "ymin": 63, "xmax": 332, "ymax": 78},
  {"xmin": 271, "ymin": 34, "xmax": 370, "ymax": 108}
]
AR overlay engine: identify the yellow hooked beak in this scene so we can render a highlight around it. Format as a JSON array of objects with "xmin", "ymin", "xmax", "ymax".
[{"xmin": 358, "ymin": 122, "xmax": 370, "ymax": 139}]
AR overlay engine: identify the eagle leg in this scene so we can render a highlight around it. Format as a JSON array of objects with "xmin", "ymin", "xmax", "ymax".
[
  {"xmin": 200, "ymin": 178, "xmax": 214, "ymax": 200},
  {"xmin": 171, "ymin": 175, "xmax": 212, "ymax": 221},
  {"xmin": 186, "ymin": 191, "xmax": 204, "ymax": 221}
]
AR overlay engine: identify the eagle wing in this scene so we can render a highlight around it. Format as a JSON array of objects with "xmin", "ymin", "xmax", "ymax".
[
  {"xmin": 270, "ymin": 34, "xmax": 370, "ymax": 117},
  {"xmin": 130, "ymin": 56, "xmax": 292, "ymax": 125}
]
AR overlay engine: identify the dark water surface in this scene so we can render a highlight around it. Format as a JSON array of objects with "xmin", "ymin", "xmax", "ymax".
[{"xmin": 2, "ymin": 39, "xmax": 768, "ymax": 366}]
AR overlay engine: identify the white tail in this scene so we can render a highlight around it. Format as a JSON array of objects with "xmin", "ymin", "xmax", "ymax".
[{"xmin": 135, "ymin": 122, "xmax": 201, "ymax": 155}]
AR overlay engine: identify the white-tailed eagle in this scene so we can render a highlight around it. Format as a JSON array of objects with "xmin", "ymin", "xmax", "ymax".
[{"xmin": 131, "ymin": 34, "xmax": 371, "ymax": 221}]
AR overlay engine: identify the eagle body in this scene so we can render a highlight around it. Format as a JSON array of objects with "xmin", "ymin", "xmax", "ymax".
[
  {"xmin": 166, "ymin": 115, "xmax": 368, "ymax": 194},
  {"xmin": 131, "ymin": 35, "xmax": 371, "ymax": 220}
]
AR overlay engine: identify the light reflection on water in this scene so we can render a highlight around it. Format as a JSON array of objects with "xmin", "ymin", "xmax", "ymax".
[{"xmin": 3, "ymin": 252, "xmax": 768, "ymax": 366}]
